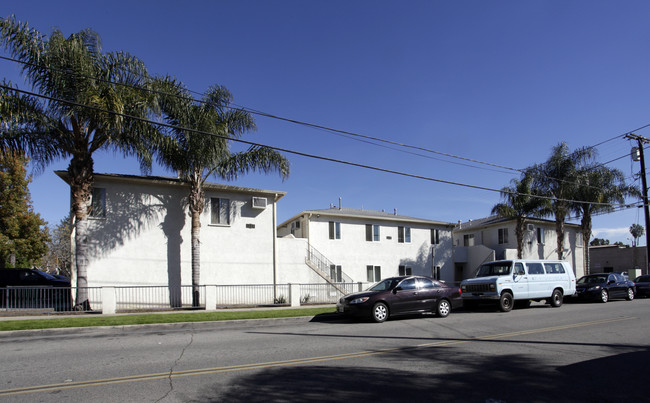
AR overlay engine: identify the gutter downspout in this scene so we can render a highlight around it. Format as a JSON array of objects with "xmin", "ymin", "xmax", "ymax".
[{"xmin": 273, "ymin": 194, "xmax": 278, "ymax": 302}]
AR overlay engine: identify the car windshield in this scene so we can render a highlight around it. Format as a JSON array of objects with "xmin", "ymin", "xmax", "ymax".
[
  {"xmin": 635, "ymin": 276, "xmax": 650, "ymax": 282},
  {"xmin": 476, "ymin": 263, "xmax": 511, "ymax": 277},
  {"xmin": 577, "ymin": 275, "xmax": 607, "ymax": 284},
  {"xmin": 368, "ymin": 278, "xmax": 402, "ymax": 291}
]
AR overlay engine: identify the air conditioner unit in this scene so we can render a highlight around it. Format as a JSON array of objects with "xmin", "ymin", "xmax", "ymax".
[
  {"xmin": 526, "ymin": 224, "xmax": 535, "ymax": 232},
  {"xmin": 252, "ymin": 197, "xmax": 267, "ymax": 209}
]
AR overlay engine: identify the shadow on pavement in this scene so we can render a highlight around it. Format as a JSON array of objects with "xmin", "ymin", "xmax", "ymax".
[{"xmin": 190, "ymin": 344, "xmax": 650, "ymax": 402}]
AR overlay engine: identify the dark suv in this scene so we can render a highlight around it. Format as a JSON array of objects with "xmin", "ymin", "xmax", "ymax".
[{"xmin": 0, "ymin": 268, "xmax": 72, "ymax": 311}]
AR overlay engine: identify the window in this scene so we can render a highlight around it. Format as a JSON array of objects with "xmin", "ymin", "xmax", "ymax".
[
  {"xmin": 537, "ymin": 228, "xmax": 545, "ymax": 244},
  {"xmin": 291, "ymin": 220, "xmax": 300, "ymax": 235},
  {"xmin": 527, "ymin": 263, "xmax": 545, "ymax": 275},
  {"xmin": 367, "ymin": 265, "xmax": 381, "ymax": 282},
  {"xmin": 514, "ymin": 263, "xmax": 525, "ymax": 276},
  {"xmin": 498, "ymin": 228, "xmax": 509, "ymax": 244},
  {"xmin": 398, "ymin": 265, "xmax": 412, "ymax": 276},
  {"xmin": 418, "ymin": 278, "xmax": 439, "ymax": 289},
  {"xmin": 330, "ymin": 265, "xmax": 342, "ymax": 282},
  {"xmin": 431, "ymin": 229, "xmax": 440, "ymax": 245},
  {"xmin": 329, "ymin": 221, "xmax": 341, "ymax": 240},
  {"xmin": 463, "ymin": 234, "xmax": 475, "ymax": 247},
  {"xmin": 366, "ymin": 224, "xmax": 380, "ymax": 242},
  {"xmin": 90, "ymin": 187, "xmax": 106, "ymax": 218},
  {"xmin": 399, "ymin": 278, "xmax": 417, "ymax": 290},
  {"xmin": 398, "ymin": 226, "xmax": 411, "ymax": 243},
  {"xmin": 577, "ymin": 233, "xmax": 583, "ymax": 247},
  {"xmin": 210, "ymin": 198, "xmax": 230, "ymax": 225},
  {"xmin": 544, "ymin": 263, "xmax": 565, "ymax": 274}
]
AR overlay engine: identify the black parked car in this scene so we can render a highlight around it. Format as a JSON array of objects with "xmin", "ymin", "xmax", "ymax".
[
  {"xmin": 633, "ymin": 275, "xmax": 650, "ymax": 298},
  {"xmin": 337, "ymin": 276, "xmax": 462, "ymax": 322},
  {"xmin": 0, "ymin": 268, "xmax": 72, "ymax": 311},
  {"xmin": 574, "ymin": 273, "xmax": 635, "ymax": 303}
]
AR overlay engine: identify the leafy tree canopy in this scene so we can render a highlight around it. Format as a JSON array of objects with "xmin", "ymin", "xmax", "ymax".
[
  {"xmin": 590, "ymin": 238, "xmax": 610, "ymax": 246},
  {"xmin": 0, "ymin": 149, "xmax": 49, "ymax": 267}
]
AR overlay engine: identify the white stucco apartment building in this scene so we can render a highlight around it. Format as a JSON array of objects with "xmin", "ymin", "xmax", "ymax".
[
  {"xmin": 57, "ymin": 172, "xmax": 286, "ymax": 288},
  {"xmin": 56, "ymin": 172, "xmax": 586, "ymax": 297},
  {"xmin": 452, "ymin": 216, "xmax": 585, "ymax": 280},
  {"xmin": 277, "ymin": 207, "xmax": 456, "ymax": 285}
]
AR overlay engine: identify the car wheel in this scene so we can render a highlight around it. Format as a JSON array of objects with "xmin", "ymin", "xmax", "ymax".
[
  {"xmin": 372, "ymin": 302, "xmax": 389, "ymax": 323},
  {"xmin": 549, "ymin": 289, "xmax": 563, "ymax": 308},
  {"xmin": 626, "ymin": 288, "xmax": 635, "ymax": 301},
  {"xmin": 600, "ymin": 289, "xmax": 609, "ymax": 303},
  {"xmin": 436, "ymin": 299, "xmax": 451, "ymax": 318},
  {"xmin": 499, "ymin": 292, "xmax": 513, "ymax": 312}
]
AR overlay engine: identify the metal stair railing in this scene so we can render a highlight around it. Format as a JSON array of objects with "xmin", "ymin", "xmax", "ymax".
[{"xmin": 305, "ymin": 245, "xmax": 352, "ymax": 293}]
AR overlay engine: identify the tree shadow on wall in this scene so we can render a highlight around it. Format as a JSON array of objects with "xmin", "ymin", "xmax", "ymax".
[
  {"xmin": 85, "ymin": 187, "xmax": 187, "ymax": 307},
  {"xmin": 189, "ymin": 346, "xmax": 650, "ymax": 402}
]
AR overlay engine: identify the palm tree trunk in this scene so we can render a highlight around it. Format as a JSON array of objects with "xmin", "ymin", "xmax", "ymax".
[
  {"xmin": 70, "ymin": 156, "xmax": 93, "ymax": 311},
  {"xmin": 516, "ymin": 219, "xmax": 525, "ymax": 259},
  {"xmin": 191, "ymin": 209, "xmax": 201, "ymax": 307},
  {"xmin": 74, "ymin": 217, "xmax": 90, "ymax": 309},
  {"xmin": 555, "ymin": 211, "xmax": 566, "ymax": 260}
]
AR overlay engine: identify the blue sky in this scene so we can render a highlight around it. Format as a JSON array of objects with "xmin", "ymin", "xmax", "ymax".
[{"xmin": 3, "ymin": 1, "xmax": 650, "ymax": 245}]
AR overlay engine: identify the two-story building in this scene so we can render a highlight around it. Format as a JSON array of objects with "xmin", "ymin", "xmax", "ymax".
[
  {"xmin": 452, "ymin": 216, "xmax": 585, "ymax": 280},
  {"xmin": 56, "ymin": 171, "xmax": 286, "ymax": 289},
  {"xmin": 277, "ymin": 207, "xmax": 456, "ymax": 285},
  {"xmin": 56, "ymin": 172, "xmax": 587, "ymax": 300}
]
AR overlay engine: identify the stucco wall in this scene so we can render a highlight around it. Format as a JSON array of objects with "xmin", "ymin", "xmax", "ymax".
[
  {"xmin": 304, "ymin": 216, "xmax": 454, "ymax": 283},
  {"xmin": 454, "ymin": 221, "xmax": 585, "ymax": 278},
  {"xmin": 276, "ymin": 237, "xmax": 326, "ymax": 284},
  {"xmin": 81, "ymin": 177, "xmax": 278, "ymax": 287}
]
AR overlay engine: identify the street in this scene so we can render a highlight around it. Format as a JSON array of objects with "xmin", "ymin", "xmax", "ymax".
[{"xmin": 0, "ymin": 299, "xmax": 648, "ymax": 402}]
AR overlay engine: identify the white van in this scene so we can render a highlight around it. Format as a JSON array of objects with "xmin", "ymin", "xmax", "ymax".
[{"xmin": 460, "ymin": 259, "xmax": 577, "ymax": 312}]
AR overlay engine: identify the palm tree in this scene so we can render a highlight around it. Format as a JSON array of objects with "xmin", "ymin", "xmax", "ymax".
[
  {"xmin": 629, "ymin": 224, "xmax": 644, "ymax": 247},
  {"xmin": 530, "ymin": 142, "xmax": 595, "ymax": 260},
  {"xmin": 572, "ymin": 165, "xmax": 639, "ymax": 274},
  {"xmin": 491, "ymin": 171, "xmax": 549, "ymax": 259},
  {"xmin": 0, "ymin": 17, "xmax": 160, "ymax": 309},
  {"xmin": 156, "ymin": 80, "xmax": 289, "ymax": 306}
]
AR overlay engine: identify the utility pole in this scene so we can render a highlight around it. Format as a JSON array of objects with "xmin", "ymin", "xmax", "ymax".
[{"xmin": 626, "ymin": 133, "xmax": 650, "ymax": 274}]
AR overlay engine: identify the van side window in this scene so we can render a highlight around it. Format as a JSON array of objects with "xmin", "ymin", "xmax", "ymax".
[
  {"xmin": 514, "ymin": 263, "xmax": 525, "ymax": 275},
  {"xmin": 544, "ymin": 263, "xmax": 565, "ymax": 274},
  {"xmin": 527, "ymin": 263, "xmax": 545, "ymax": 275}
]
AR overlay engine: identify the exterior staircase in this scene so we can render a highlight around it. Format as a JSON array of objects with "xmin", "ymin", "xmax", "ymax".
[{"xmin": 305, "ymin": 245, "xmax": 352, "ymax": 294}]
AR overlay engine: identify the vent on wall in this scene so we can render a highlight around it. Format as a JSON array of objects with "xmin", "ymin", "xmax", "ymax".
[
  {"xmin": 252, "ymin": 197, "xmax": 267, "ymax": 209},
  {"xmin": 526, "ymin": 224, "xmax": 535, "ymax": 232}
]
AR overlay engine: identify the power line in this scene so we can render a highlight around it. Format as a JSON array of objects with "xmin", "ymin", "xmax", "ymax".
[
  {"xmin": 0, "ymin": 54, "xmax": 644, "ymax": 201},
  {"xmin": 1, "ymin": 53, "xmax": 643, "ymax": 178},
  {"xmin": 0, "ymin": 54, "xmax": 521, "ymax": 174},
  {"xmin": 0, "ymin": 83, "xmax": 632, "ymax": 210}
]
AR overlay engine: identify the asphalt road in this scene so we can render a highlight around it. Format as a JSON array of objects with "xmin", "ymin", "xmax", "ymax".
[{"xmin": 0, "ymin": 298, "xmax": 648, "ymax": 402}]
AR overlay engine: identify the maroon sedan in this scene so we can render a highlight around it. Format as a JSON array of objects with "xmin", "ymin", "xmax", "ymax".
[{"xmin": 337, "ymin": 276, "xmax": 462, "ymax": 323}]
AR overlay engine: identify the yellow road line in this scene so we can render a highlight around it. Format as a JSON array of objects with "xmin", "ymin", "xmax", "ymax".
[{"xmin": 0, "ymin": 316, "xmax": 634, "ymax": 397}]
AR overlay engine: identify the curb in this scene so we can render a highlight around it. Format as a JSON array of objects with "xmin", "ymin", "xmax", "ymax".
[{"xmin": 0, "ymin": 312, "xmax": 344, "ymax": 338}]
